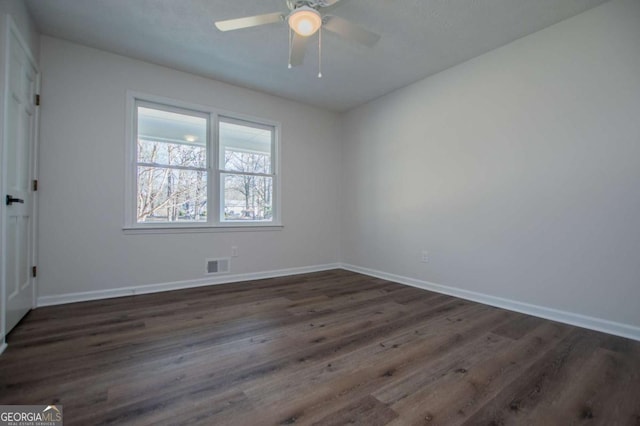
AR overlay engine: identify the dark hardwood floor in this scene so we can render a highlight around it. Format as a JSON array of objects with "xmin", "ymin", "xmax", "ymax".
[{"xmin": 1, "ymin": 269, "xmax": 639, "ymax": 425}]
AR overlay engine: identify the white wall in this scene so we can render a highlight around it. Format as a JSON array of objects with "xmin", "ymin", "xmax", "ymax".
[
  {"xmin": 37, "ymin": 36, "xmax": 341, "ymax": 298},
  {"xmin": 29, "ymin": 0, "xmax": 640, "ymax": 339},
  {"xmin": 341, "ymin": 0, "xmax": 640, "ymax": 330}
]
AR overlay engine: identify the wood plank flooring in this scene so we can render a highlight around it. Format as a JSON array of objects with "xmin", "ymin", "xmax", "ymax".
[{"xmin": 1, "ymin": 269, "xmax": 639, "ymax": 425}]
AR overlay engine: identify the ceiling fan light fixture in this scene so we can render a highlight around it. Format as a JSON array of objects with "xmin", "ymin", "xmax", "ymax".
[{"xmin": 288, "ymin": 6, "xmax": 322, "ymax": 37}]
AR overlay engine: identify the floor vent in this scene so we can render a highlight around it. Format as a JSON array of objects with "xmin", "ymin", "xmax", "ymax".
[{"xmin": 206, "ymin": 258, "xmax": 230, "ymax": 275}]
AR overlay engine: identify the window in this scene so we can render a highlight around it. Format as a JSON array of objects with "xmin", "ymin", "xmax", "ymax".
[
  {"xmin": 136, "ymin": 104, "xmax": 209, "ymax": 223},
  {"xmin": 126, "ymin": 94, "xmax": 279, "ymax": 229},
  {"xmin": 219, "ymin": 118, "xmax": 275, "ymax": 222}
]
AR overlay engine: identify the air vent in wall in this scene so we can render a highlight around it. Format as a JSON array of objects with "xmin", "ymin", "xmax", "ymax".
[{"xmin": 206, "ymin": 258, "xmax": 230, "ymax": 275}]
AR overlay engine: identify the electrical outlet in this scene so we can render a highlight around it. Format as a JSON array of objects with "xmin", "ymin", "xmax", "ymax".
[
  {"xmin": 231, "ymin": 246, "xmax": 239, "ymax": 257},
  {"xmin": 421, "ymin": 250, "xmax": 429, "ymax": 263}
]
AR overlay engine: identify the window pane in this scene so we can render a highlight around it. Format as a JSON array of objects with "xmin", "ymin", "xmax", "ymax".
[
  {"xmin": 223, "ymin": 150, "xmax": 271, "ymax": 175},
  {"xmin": 138, "ymin": 139, "xmax": 206, "ymax": 169},
  {"xmin": 219, "ymin": 119, "xmax": 272, "ymax": 174},
  {"xmin": 137, "ymin": 106, "xmax": 207, "ymax": 168},
  {"xmin": 222, "ymin": 173, "xmax": 273, "ymax": 222},
  {"xmin": 137, "ymin": 166, "xmax": 207, "ymax": 223}
]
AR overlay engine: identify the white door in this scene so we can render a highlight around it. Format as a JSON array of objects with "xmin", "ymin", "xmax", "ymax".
[{"xmin": 3, "ymin": 21, "xmax": 37, "ymax": 334}]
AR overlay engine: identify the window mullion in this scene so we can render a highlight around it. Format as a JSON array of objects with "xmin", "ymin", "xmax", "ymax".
[
  {"xmin": 218, "ymin": 170, "xmax": 275, "ymax": 178},
  {"xmin": 211, "ymin": 113, "xmax": 219, "ymax": 225},
  {"xmin": 137, "ymin": 162, "xmax": 207, "ymax": 173}
]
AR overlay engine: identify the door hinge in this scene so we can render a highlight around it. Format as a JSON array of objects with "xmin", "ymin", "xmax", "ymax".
[
  {"xmin": 32, "ymin": 266, "xmax": 37, "ymax": 278},
  {"xmin": 33, "ymin": 179, "xmax": 38, "ymax": 191},
  {"xmin": 35, "ymin": 94, "xmax": 40, "ymax": 106}
]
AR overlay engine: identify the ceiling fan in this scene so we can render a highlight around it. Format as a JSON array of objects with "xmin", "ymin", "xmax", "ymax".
[{"xmin": 214, "ymin": 0, "xmax": 380, "ymax": 75}]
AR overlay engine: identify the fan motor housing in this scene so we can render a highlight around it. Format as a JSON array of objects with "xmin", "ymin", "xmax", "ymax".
[{"xmin": 287, "ymin": 0, "xmax": 329, "ymax": 11}]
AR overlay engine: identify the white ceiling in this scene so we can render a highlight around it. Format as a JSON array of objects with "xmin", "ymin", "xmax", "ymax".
[{"xmin": 25, "ymin": 0, "xmax": 608, "ymax": 111}]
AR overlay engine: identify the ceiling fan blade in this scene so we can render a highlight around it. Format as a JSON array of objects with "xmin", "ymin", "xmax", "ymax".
[
  {"xmin": 322, "ymin": 15, "xmax": 380, "ymax": 47},
  {"xmin": 290, "ymin": 32, "xmax": 310, "ymax": 66},
  {"xmin": 214, "ymin": 12, "xmax": 284, "ymax": 32}
]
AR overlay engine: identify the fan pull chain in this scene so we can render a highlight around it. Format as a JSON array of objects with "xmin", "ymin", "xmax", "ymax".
[
  {"xmin": 288, "ymin": 26, "xmax": 292, "ymax": 69},
  {"xmin": 318, "ymin": 26, "xmax": 323, "ymax": 78}
]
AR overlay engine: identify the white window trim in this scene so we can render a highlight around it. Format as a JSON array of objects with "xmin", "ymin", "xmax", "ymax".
[{"xmin": 124, "ymin": 91, "xmax": 282, "ymax": 232}]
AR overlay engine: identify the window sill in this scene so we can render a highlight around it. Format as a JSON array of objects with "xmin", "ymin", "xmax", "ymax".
[{"xmin": 123, "ymin": 224, "xmax": 283, "ymax": 235}]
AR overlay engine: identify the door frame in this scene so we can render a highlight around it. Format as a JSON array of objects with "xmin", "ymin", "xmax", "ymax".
[{"xmin": 0, "ymin": 14, "xmax": 40, "ymax": 353}]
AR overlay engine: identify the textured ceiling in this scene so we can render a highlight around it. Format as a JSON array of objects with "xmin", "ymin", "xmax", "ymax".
[{"xmin": 25, "ymin": 0, "xmax": 608, "ymax": 111}]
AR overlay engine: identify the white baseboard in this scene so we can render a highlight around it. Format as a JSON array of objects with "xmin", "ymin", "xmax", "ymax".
[
  {"xmin": 340, "ymin": 263, "xmax": 640, "ymax": 342},
  {"xmin": 0, "ymin": 342, "xmax": 7, "ymax": 355},
  {"xmin": 37, "ymin": 263, "xmax": 341, "ymax": 307},
  {"xmin": 34, "ymin": 261, "xmax": 640, "ymax": 342}
]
